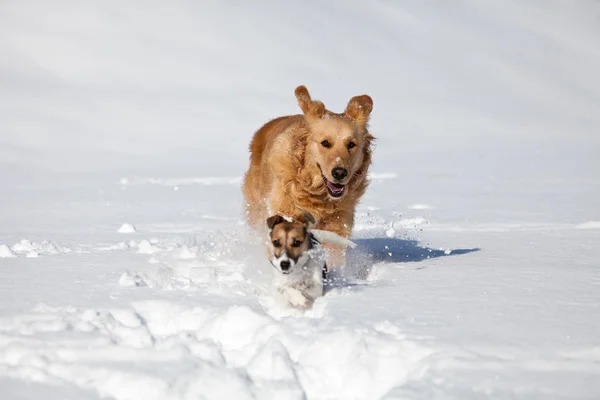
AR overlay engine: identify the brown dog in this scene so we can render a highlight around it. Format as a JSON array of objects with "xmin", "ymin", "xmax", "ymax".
[{"xmin": 243, "ymin": 86, "xmax": 375, "ymax": 267}]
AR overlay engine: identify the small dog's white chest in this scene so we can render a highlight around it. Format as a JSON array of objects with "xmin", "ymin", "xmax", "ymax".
[{"xmin": 274, "ymin": 256, "xmax": 324, "ymax": 308}]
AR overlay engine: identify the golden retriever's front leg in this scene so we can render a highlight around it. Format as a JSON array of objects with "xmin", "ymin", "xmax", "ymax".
[
  {"xmin": 321, "ymin": 242, "xmax": 346, "ymax": 271},
  {"xmin": 317, "ymin": 210, "xmax": 354, "ymax": 269},
  {"xmin": 265, "ymin": 181, "xmax": 299, "ymax": 221}
]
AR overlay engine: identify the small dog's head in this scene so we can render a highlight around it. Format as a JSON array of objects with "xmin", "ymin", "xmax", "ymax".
[{"xmin": 266, "ymin": 212, "xmax": 316, "ymax": 274}]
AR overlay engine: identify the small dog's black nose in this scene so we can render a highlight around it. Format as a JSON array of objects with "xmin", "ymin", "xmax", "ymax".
[
  {"xmin": 280, "ymin": 260, "xmax": 291, "ymax": 271},
  {"xmin": 331, "ymin": 167, "xmax": 348, "ymax": 180}
]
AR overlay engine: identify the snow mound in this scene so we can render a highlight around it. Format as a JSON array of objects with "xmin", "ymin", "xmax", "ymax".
[
  {"xmin": 118, "ymin": 223, "xmax": 137, "ymax": 233},
  {"xmin": 175, "ymin": 245, "xmax": 197, "ymax": 260},
  {"xmin": 576, "ymin": 221, "xmax": 600, "ymax": 229},
  {"xmin": 409, "ymin": 204, "xmax": 434, "ymax": 210},
  {"xmin": 0, "ymin": 244, "xmax": 17, "ymax": 258},
  {"xmin": 26, "ymin": 251, "xmax": 39, "ymax": 258},
  {"xmin": 119, "ymin": 259, "xmax": 245, "ymax": 290},
  {"xmin": 7, "ymin": 239, "xmax": 76, "ymax": 257},
  {"xmin": 131, "ymin": 238, "xmax": 179, "ymax": 254},
  {"xmin": 119, "ymin": 271, "xmax": 150, "ymax": 287},
  {"xmin": 112, "ymin": 232, "xmax": 251, "ymax": 290},
  {"xmin": 137, "ymin": 240, "xmax": 161, "ymax": 254},
  {"xmin": 96, "ymin": 242, "xmax": 132, "ymax": 251},
  {"xmin": 0, "ymin": 302, "xmax": 432, "ymax": 399}
]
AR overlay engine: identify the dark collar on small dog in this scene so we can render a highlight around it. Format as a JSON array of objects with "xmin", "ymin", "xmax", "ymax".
[
  {"xmin": 308, "ymin": 232, "xmax": 320, "ymax": 250},
  {"xmin": 308, "ymin": 233, "xmax": 328, "ymax": 280}
]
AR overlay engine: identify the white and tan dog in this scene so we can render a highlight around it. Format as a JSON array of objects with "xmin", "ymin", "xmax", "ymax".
[{"xmin": 266, "ymin": 212, "xmax": 356, "ymax": 309}]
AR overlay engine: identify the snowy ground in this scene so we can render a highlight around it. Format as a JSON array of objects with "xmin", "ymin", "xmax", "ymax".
[{"xmin": 2, "ymin": 1, "xmax": 600, "ymax": 399}]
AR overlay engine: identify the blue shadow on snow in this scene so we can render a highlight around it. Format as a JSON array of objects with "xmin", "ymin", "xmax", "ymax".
[
  {"xmin": 331, "ymin": 237, "xmax": 481, "ymax": 281},
  {"xmin": 350, "ymin": 237, "xmax": 480, "ymax": 264}
]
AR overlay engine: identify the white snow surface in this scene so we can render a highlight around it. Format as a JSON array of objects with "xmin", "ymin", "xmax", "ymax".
[{"xmin": 1, "ymin": 1, "xmax": 600, "ymax": 399}]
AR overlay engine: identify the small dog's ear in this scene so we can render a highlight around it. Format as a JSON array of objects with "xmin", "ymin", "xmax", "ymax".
[
  {"xmin": 266, "ymin": 215, "xmax": 285, "ymax": 230},
  {"xmin": 298, "ymin": 211, "xmax": 316, "ymax": 228},
  {"xmin": 344, "ymin": 94, "xmax": 373, "ymax": 128},
  {"xmin": 295, "ymin": 85, "xmax": 325, "ymax": 120}
]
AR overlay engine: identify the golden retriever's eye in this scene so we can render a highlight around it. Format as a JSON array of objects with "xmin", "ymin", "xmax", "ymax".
[
  {"xmin": 321, "ymin": 140, "xmax": 331, "ymax": 148},
  {"xmin": 272, "ymin": 240, "xmax": 281, "ymax": 248},
  {"xmin": 292, "ymin": 239, "xmax": 302, "ymax": 247},
  {"xmin": 347, "ymin": 142, "xmax": 356, "ymax": 150}
]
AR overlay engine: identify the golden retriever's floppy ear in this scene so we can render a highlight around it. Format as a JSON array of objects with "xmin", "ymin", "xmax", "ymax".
[
  {"xmin": 266, "ymin": 215, "xmax": 285, "ymax": 230},
  {"xmin": 344, "ymin": 94, "xmax": 373, "ymax": 128},
  {"xmin": 295, "ymin": 85, "xmax": 325, "ymax": 119}
]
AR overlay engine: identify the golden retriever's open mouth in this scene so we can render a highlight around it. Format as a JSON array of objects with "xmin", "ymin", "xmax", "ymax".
[{"xmin": 318, "ymin": 165, "xmax": 345, "ymax": 198}]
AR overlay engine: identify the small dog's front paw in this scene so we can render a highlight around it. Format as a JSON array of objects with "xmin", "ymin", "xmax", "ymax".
[{"xmin": 285, "ymin": 287, "xmax": 310, "ymax": 308}]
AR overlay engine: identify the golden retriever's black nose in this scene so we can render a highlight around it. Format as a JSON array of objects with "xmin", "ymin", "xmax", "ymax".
[
  {"xmin": 280, "ymin": 260, "xmax": 291, "ymax": 271},
  {"xmin": 331, "ymin": 167, "xmax": 348, "ymax": 180}
]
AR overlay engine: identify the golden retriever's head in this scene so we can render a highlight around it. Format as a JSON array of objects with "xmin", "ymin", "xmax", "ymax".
[
  {"xmin": 266, "ymin": 212, "xmax": 316, "ymax": 274},
  {"xmin": 295, "ymin": 85, "xmax": 374, "ymax": 199}
]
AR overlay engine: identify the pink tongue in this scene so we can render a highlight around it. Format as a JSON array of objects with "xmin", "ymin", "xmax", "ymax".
[{"xmin": 326, "ymin": 180, "xmax": 344, "ymax": 193}]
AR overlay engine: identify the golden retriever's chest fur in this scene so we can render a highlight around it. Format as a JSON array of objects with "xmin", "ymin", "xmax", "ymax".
[{"xmin": 243, "ymin": 86, "xmax": 374, "ymax": 242}]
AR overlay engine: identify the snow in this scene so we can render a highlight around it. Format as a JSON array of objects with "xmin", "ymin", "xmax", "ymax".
[
  {"xmin": 1, "ymin": 0, "xmax": 600, "ymax": 399},
  {"xmin": 408, "ymin": 204, "xmax": 434, "ymax": 210},
  {"xmin": 368, "ymin": 173, "xmax": 398, "ymax": 181},
  {"xmin": 0, "ymin": 245, "xmax": 16, "ymax": 258},
  {"xmin": 123, "ymin": 177, "xmax": 244, "ymax": 187},
  {"xmin": 577, "ymin": 221, "xmax": 600, "ymax": 230},
  {"xmin": 117, "ymin": 223, "xmax": 137, "ymax": 234},
  {"xmin": 0, "ymin": 240, "xmax": 75, "ymax": 258},
  {"xmin": 136, "ymin": 240, "xmax": 160, "ymax": 254}
]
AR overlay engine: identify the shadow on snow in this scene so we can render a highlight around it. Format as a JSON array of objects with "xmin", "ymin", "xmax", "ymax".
[
  {"xmin": 326, "ymin": 237, "xmax": 480, "ymax": 284},
  {"xmin": 351, "ymin": 237, "xmax": 480, "ymax": 264}
]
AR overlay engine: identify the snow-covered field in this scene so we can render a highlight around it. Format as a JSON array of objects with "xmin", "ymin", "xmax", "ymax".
[{"xmin": 2, "ymin": 1, "xmax": 600, "ymax": 399}]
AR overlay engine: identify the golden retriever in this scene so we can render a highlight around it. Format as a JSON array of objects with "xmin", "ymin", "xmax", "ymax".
[{"xmin": 243, "ymin": 85, "xmax": 375, "ymax": 266}]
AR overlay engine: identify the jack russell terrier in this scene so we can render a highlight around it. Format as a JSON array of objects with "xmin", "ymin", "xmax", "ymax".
[{"xmin": 265, "ymin": 212, "xmax": 356, "ymax": 308}]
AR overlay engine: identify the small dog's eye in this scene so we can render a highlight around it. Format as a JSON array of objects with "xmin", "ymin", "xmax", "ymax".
[
  {"xmin": 321, "ymin": 140, "xmax": 331, "ymax": 148},
  {"xmin": 347, "ymin": 142, "xmax": 356, "ymax": 150},
  {"xmin": 292, "ymin": 239, "xmax": 302, "ymax": 247},
  {"xmin": 272, "ymin": 240, "xmax": 281, "ymax": 247}
]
